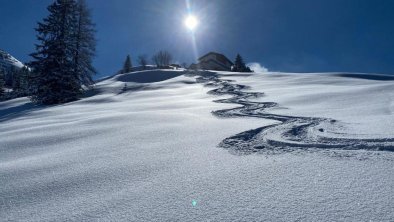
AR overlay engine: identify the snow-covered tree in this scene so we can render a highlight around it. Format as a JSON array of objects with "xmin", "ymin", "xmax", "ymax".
[{"xmin": 232, "ymin": 54, "xmax": 252, "ymax": 72}]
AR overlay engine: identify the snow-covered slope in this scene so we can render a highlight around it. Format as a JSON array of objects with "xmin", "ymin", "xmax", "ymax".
[
  {"xmin": 0, "ymin": 49, "xmax": 24, "ymax": 70},
  {"xmin": 198, "ymin": 71, "xmax": 394, "ymax": 154},
  {"xmin": 0, "ymin": 70, "xmax": 393, "ymax": 221}
]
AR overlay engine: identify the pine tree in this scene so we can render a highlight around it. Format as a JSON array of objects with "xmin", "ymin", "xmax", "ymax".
[
  {"xmin": 74, "ymin": 0, "xmax": 96, "ymax": 87},
  {"xmin": 0, "ymin": 69, "xmax": 5, "ymax": 97},
  {"xmin": 5, "ymin": 66, "xmax": 17, "ymax": 87},
  {"xmin": 12, "ymin": 67, "xmax": 30, "ymax": 96},
  {"xmin": 30, "ymin": 0, "xmax": 93, "ymax": 104},
  {"xmin": 12, "ymin": 68, "xmax": 21, "ymax": 91},
  {"xmin": 20, "ymin": 67, "xmax": 30, "ymax": 95},
  {"xmin": 232, "ymin": 54, "xmax": 252, "ymax": 72},
  {"xmin": 122, "ymin": 55, "xmax": 133, "ymax": 73},
  {"xmin": 232, "ymin": 54, "xmax": 245, "ymax": 72}
]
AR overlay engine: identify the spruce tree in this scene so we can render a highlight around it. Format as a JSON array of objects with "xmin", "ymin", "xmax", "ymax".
[
  {"xmin": 20, "ymin": 67, "xmax": 30, "ymax": 94},
  {"xmin": 232, "ymin": 54, "xmax": 252, "ymax": 72},
  {"xmin": 5, "ymin": 66, "xmax": 17, "ymax": 86},
  {"xmin": 12, "ymin": 67, "xmax": 30, "ymax": 96},
  {"xmin": 30, "ymin": 0, "xmax": 79, "ymax": 104},
  {"xmin": 232, "ymin": 54, "xmax": 244, "ymax": 72},
  {"xmin": 122, "ymin": 55, "xmax": 133, "ymax": 73},
  {"xmin": 30, "ymin": 0, "xmax": 96, "ymax": 104},
  {"xmin": 74, "ymin": 0, "xmax": 96, "ymax": 87},
  {"xmin": 12, "ymin": 68, "xmax": 21, "ymax": 91},
  {"xmin": 0, "ymin": 69, "xmax": 5, "ymax": 97}
]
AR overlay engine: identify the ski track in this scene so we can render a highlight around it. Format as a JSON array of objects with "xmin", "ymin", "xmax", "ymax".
[{"xmin": 192, "ymin": 72, "xmax": 394, "ymax": 155}]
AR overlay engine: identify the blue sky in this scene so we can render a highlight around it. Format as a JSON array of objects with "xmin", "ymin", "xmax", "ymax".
[{"xmin": 1, "ymin": 0, "xmax": 394, "ymax": 78}]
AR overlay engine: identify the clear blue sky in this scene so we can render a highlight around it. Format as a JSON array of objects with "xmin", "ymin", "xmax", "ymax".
[{"xmin": 1, "ymin": 0, "xmax": 394, "ymax": 78}]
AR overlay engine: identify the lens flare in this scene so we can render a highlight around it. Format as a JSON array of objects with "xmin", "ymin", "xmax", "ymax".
[{"xmin": 184, "ymin": 15, "xmax": 198, "ymax": 31}]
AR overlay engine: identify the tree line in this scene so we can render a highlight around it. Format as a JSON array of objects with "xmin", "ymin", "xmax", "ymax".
[
  {"xmin": 119, "ymin": 52, "xmax": 253, "ymax": 74},
  {"xmin": 0, "ymin": 66, "xmax": 30, "ymax": 99},
  {"xmin": 119, "ymin": 50, "xmax": 175, "ymax": 74}
]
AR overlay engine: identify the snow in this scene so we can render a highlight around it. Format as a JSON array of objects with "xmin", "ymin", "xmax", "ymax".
[
  {"xmin": 229, "ymin": 72, "xmax": 394, "ymax": 138},
  {"xmin": 1, "ymin": 70, "xmax": 393, "ymax": 221},
  {"xmin": 0, "ymin": 49, "xmax": 24, "ymax": 69}
]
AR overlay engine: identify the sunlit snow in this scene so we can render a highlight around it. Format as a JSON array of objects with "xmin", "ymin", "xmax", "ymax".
[{"xmin": 1, "ymin": 70, "xmax": 393, "ymax": 221}]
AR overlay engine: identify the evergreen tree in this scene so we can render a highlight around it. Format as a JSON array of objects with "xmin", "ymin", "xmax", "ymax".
[
  {"xmin": 30, "ymin": 0, "xmax": 96, "ymax": 104},
  {"xmin": 0, "ymin": 69, "xmax": 5, "ymax": 97},
  {"xmin": 232, "ymin": 53, "xmax": 252, "ymax": 72},
  {"xmin": 5, "ymin": 66, "xmax": 17, "ymax": 87},
  {"xmin": 12, "ymin": 68, "xmax": 21, "ymax": 91},
  {"xmin": 74, "ymin": 0, "xmax": 96, "ymax": 87},
  {"xmin": 12, "ymin": 67, "xmax": 30, "ymax": 96},
  {"xmin": 122, "ymin": 55, "xmax": 133, "ymax": 73},
  {"xmin": 20, "ymin": 67, "xmax": 30, "ymax": 94}
]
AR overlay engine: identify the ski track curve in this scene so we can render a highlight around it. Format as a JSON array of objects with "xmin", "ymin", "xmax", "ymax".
[{"xmin": 192, "ymin": 72, "xmax": 394, "ymax": 155}]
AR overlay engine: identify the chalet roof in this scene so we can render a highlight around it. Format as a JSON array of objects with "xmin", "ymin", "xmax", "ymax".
[{"xmin": 198, "ymin": 52, "xmax": 234, "ymax": 65}]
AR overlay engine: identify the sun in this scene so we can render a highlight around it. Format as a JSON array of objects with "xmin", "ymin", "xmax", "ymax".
[{"xmin": 184, "ymin": 15, "xmax": 198, "ymax": 31}]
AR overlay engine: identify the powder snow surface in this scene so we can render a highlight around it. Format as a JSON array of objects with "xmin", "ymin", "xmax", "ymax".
[{"xmin": 0, "ymin": 70, "xmax": 393, "ymax": 221}]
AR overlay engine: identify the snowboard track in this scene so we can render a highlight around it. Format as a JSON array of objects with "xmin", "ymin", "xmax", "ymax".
[{"xmin": 193, "ymin": 72, "xmax": 394, "ymax": 155}]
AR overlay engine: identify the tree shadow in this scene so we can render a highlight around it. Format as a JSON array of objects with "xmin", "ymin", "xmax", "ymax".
[
  {"xmin": 116, "ymin": 70, "xmax": 185, "ymax": 83},
  {"xmin": 117, "ymin": 84, "xmax": 165, "ymax": 95},
  {"xmin": 1, "ymin": 70, "xmax": 189, "ymax": 122},
  {"xmin": 333, "ymin": 73, "xmax": 394, "ymax": 81},
  {"xmin": 0, "ymin": 101, "xmax": 46, "ymax": 123}
]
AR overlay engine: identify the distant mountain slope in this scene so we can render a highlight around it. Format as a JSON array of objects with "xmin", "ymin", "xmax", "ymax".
[{"xmin": 0, "ymin": 49, "xmax": 24, "ymax": 71}]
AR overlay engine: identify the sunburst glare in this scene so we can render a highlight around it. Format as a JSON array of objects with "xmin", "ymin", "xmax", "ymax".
[{"xmin": 184, "ymin": 15, "xmax": 198, "ymax": 31}]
